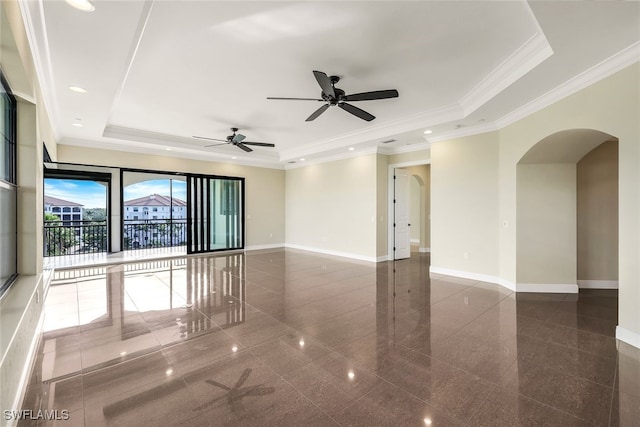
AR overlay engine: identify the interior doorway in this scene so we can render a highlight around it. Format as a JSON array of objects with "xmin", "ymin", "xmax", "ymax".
[{"xmin": 388, "ymin": 161, "xmax": 431, "ymax": 261}]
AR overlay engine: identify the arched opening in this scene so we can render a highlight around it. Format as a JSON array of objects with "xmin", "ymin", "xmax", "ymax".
[{"xmin": 516, "ymin": 129, "xmax": 618, "ymax": 292}]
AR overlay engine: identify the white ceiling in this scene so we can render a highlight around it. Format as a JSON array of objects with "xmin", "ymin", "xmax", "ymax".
[{"xmin": 20, "ymin": 0, "xmax": 640, "ymax": 169}]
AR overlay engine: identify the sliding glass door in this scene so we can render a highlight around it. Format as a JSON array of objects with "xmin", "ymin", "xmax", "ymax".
[{"xmin": 187, "ymin": 175, "xmax": 244, "ymax": 254}]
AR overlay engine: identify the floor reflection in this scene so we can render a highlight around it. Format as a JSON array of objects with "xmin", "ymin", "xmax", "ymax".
[{"xmin": 20, "ymin": 249, "xmax": 638, "ymax": 426}]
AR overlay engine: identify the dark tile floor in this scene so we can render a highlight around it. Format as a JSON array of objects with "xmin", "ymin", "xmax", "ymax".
[{"xmin": 18, "ymin": 249, "xmax": 640, "ymax": 426}]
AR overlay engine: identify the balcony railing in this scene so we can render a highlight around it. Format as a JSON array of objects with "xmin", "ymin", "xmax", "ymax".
[
  {"xmin": 44, "ymin": 220, "xmax": 107, "ymax": 257},
  {"xmin": 44, "ymin": 218, "xmax": 189, "ymax": 256},
  {"xmin": 123, "ymin": 219, "xmax": 187, "ymax": 250}
]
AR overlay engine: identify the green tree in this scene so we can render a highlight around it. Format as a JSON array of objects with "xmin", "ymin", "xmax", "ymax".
[
  {"xmin": 44, "ymin": 214, "xmax": 77, "ymax": 256},
  {"xmin": 84, "ymin": 208, "xmax": 106, "ymax": 222}
]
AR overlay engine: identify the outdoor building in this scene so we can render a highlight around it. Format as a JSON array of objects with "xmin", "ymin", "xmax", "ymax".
[
  {"xmin": 123, "ymin": 193, "xmax": 186, "ymax": 220},
  {"xmin": 43, "ymin": 195, "xmax": 83, "ymax": 225},
  {"xmin": 123, "ymin": 194, "xmax": 187, "ymax": 249}
]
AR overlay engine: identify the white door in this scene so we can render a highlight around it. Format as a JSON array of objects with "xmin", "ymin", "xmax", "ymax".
[{"xmin": 394, "ymin": 168, "xmax": 411, "ymax": 259}]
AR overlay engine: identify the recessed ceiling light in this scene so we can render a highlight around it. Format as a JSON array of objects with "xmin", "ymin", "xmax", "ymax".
[
  {"xmin": 72, "ymin": 123, "xmax": 83, "ymax": 127},
  {"xmin": 65, "ymin": 0, "xmax": 95, "ymax": 12},
  {"xmin": 300, "ymin": 158, "xmax": 305, "ymax": 161},
  {"xmin": 423, "ymin": 130, "xmax": 433, "ymax": 135},
  {"xmin": 165, "ymin": 148, "xmax": 172, "ymax": 151},
  {"xmin": 68, "ymin": 86, "xmax": 87, "ymax": 93},
  {"xmin": 231, "ymin": 156, "xmax": 237, "ymax": 160},
  {"xmin": 348, "ymin": 147, "xmax": 355, "ymax": 151}
]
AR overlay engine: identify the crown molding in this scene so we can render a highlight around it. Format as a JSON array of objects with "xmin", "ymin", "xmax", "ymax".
[
  {"xmin": 429, "ymin": 122, "xmax": 500, "ymax": 144},
  {"xmin": 496, "ymin": 40, "xmax": 640, "ymax": 129},
  {"xmin": 284, "ymin": 146, "xmax": 379, "ymax": 170},
  {"xmin": 379, "ymin": 141, "xmax": 431, "ymax": 155},
  {"xmin": 18, "ymin": 0, "xmax": 61, "ymax": 141},
  {"xmin": 60, "ymin": 137, "xmax": 285, "ymax": 170},
  {"xmin": 460, "ymin": 31, "xmax": 553, "ymax": 116},
  {"xmin": 279, "ymin": 103, "xmax": 462, "ymax": 161}
]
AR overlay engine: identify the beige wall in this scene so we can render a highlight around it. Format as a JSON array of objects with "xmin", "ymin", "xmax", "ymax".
[
  {"xmin": 57, "ymin": 145, "xmax": 285, "ymax": 249},
  {"xmin": 500, "ymin": 63, "xmax": 639, "ymax": 341},
  {"xmin": 376, "ymin": 154, "xmax": 389, "ymax": 258},
  {"xmin": 431, "ymin": 132, "xmax": 500, "ymax": 277},
  {"xmin": 516, "ymin": 163, "xmax": 577, "ymax": 286},
  {"xmin": 405, "ymin": 165, "xmax": 430, "ymax": 250},
  {"xmin": 285, "ymin": 154, "xmax": 379, "ymax": 260},
  {"xmin": 577, "ymin": 140, "xmax": 619, "ymax": 283},
  {"xmin": 388, "ymin": 148, "xmax": 430, "ymax": 165}
]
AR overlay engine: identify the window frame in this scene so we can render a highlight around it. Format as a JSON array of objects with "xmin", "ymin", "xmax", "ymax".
[{"xmin": 0, "ymin": 70, "xmax": 18, "ymax": 296}]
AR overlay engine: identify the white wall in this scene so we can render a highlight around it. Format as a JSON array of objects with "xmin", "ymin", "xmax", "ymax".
[{"xmin": 286, "ymin": 154, "xmax": 379, "ymax": 261}]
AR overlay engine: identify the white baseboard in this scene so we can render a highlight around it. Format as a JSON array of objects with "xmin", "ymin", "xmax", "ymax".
[
  {"xmin": 244, "ymin": 243, "xmax": 285, "ymax": 251},
  {"xmin": 616, "ymin": 326, "xmax": 640, "ymax": 350},
  {"xmin": 419, "ymin": 247, "xmax": 430, "ymax": 253},
  {"xmin": 428, "ymin": 266, "xmax": 580, "ymax": 294},
  {"xmin": 578, "ymin": 280, "xmax": 618, "ymax": 289},
  {"xmin": 376, "ymin": 255, "xmax": 391, "ymax": 262},
  {"xmin": 429, "ymin": 266, "xmax": 504, "ymax": 287},
  {"xmin": 284, "ymin": 243, "xmax": 378, "ymax": 263},
  {"xmin": 516, "ymin": 283, "xmax": 579, "ymax": 293}
]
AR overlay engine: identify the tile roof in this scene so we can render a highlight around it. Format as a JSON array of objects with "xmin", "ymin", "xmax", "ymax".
[
  {"xmin": 44, "ymin": 195, "xmax": 84, "ymax": 207},
  {"xmin": 124, "ymin": 194, "xmax": 186, "ymax": 207}
]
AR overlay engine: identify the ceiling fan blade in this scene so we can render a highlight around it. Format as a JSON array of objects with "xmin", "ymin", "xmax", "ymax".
[
  {"xmin": 267, "ymin": 97, "xmax": 323, "ymax": 101},
  {"xmin": 204, "ymin": 142, "xmax": 230, "ymax": 148},
  {"xmin": 193, "ymin": 135, "xmax": 226, "ymax": 142},
  {"xmin": 339, "ymin": 103, "xmax": 375, "ymax": 121},
  {"xmin": 313, "ymin": 70, "xmax": 335, "ymax": 98},
  {"xmin": 305, "ymin": 104, "xmax": 330, "ymax": 122},
  {"xmin": 242, "ymin": 141, "xmax": 275, "ymax": 147},
  {"xmin": 233, "ymin": 133, "xmax": 246, "ymax": 143},
  {"xmin": 344, "ymin": 89, "xmax": 399, "ymax": 102},
  {"xmin": 236, "ymin": 143, "xmax": 253, "ymax": 152}
]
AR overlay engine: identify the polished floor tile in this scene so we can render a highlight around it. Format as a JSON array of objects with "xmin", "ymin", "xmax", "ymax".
[{"xmin": 19, "ymin": 249, "xmax": 639, "ymax": 426}]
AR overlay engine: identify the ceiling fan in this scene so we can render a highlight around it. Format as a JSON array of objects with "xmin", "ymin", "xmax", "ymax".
[
  {"xmin": 192, "ymin": 128, "xmax": 275, "ymax": 152},
  {"xmin": 267, "ymin": 70, "xmax": 399, "ymax": 122}
]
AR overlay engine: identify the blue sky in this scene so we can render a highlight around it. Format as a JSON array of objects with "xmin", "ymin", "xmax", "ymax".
[
  {"xmin": 45, "ymin": 179, "xmax": 187, "ymax": 208},
  {"xmin": 45, "ymin": 179, "xmax": 107, "ymax": 208},
  {"xmin": 123, "ymin": 179, "xmax": 187, "ymax": 202}
]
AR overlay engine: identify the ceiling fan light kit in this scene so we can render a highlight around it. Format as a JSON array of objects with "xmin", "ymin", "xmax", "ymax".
[
  {"xmin": 193, "ymin": 127, "xmax": 275, "ymax": 153},
  {"xmin": 193, "ymin": 71, "xmax": 398, "ymax": 155},
  {"xmin": 267, "ymin": 70, "xmax": 399, "ymax": 122}
]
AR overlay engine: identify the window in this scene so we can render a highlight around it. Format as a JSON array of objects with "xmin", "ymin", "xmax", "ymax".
[
  {"xmin": 133, "ymin": 207, "xmax": 138, "ymax": 212},
  {"xmin": 73, "ymin": 207, "xmax": 80, "ymax": 212},
  {"xmin": 152, "ymin": 207, "xmax": 158, "ymax": 212},
  {"xmin": 1, "ymin": 71, "xmax": 17, "ymax": 294},
  {"xmin": 63, "ymin": 207, "xmax": 71, "ymax": 213},
  {"xmin": 53, "ymin": 207, "xmax": 61, "ymax": 212}
]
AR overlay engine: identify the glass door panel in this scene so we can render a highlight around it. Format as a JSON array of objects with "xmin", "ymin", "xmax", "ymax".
[{"xmin": 187, "ymin": 176, "xmax": 243, "ymax": 254}]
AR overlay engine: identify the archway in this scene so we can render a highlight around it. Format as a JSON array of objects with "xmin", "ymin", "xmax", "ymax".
[{"xmin": 515, "ymin": 129, "xmax": 618, "ymax": 292}]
